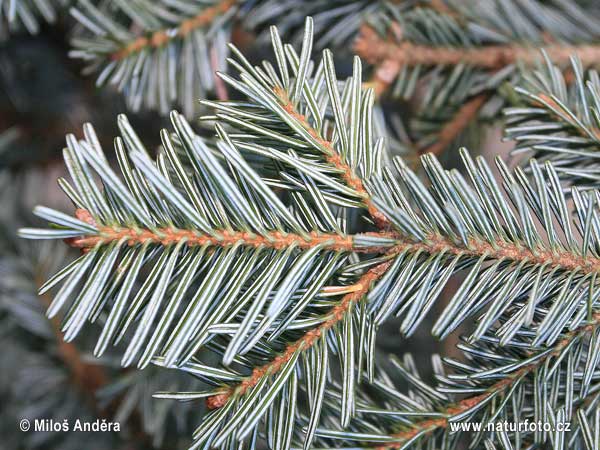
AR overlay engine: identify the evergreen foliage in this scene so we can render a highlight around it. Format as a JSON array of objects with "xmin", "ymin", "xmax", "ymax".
[
  {"xmin": 0, "ymin": 0, "xmax": 59, "ymax": 34},
  {"xmin": 505, "ymin": 56, "xmax": 600, "ymax": 188},
  {"xmin": 0, "ymin": 244, "xmax": 208, "ymax": 449},
  {"xmin": 1, "ymin": 0, "xmax": 600, "ymax": 449},
  {"xmin": 354, "ymin": 0, "xmax": 600, "ymax": 156},
  {"xmin": 69, "ymin": 0, "xmax": 238, "ymax": 116},
  {"xmin": 18, "ymin": 16, "xmax": 600, "ymax": 449},
  {"xmin": 62, "ymin": 0, "xmax": 600, "ymax": 164}
]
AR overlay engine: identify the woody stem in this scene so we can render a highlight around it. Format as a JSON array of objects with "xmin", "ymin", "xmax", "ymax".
[
  {"xmin": 67, "ymin": 221, "xmax": 397, "ymax": 255},
  {"xmin": 355, "ymin": 26, "xmax": 600, "ymax": 70},
  {"xmin": 69, "ymin": 209, "xmax": 600, "ymax": 277}
]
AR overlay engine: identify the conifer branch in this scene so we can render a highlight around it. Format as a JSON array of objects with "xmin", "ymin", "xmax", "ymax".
[
  {"xmin": 271, "ymin": 86, "xmax": 390, "ymax": 228},
  {"xmin": 74, "ymin": 221, "xmax": 600, "ymax": 276},
  {"xmin": 109, "ymin": 0, "xmax": 236, "ymax": 61},
  {"xmin": 205, "ymin": 218, "xmax": 600, "ymax": 411},
  {"xmin": 188, "ymin": 146, "xmax": 600, "ymax": 446},
  {"xmin": 369, "ymin": 311, "xmax": 600, "ymax": 449},
  {"xmin": 356, "ymin": 0, "xmax": 600, "ymax": 157},
  {"xmin": 205, "ymin": 200, "xmax": 600, "ymax": 410},
  {"xmin": 205, "ymin": 258, "xmax": 393, "ymax": 410},
  {"xmin": 70, "ymin": 0, "xmax": 238, "ymax": 115},
  {"xmin": 365, "ymin": 149, "xmax": 600, "ymax": 346},
  {"xmin": 36, "ymin": 276, "xmax": 108, "ymax": 402},
  {"xmin": 355, "ymin": 25, "xmax": 600, "ymax": 71},
  {"xmin": 505, "ymin": 57, "xmax": 600, "ymax": 187}
]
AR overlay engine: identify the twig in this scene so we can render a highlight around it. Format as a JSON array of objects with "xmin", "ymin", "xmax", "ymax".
[
  {"xmin": 66, "ymin": 209, "xmax": 396, "ymax": 254},
  {"xmin": 420, "ymin": 94, "xmax": 490, "ymax": 156},
  {"xmin": 355, "ymin": 25, "xmax": 600, "ymax": 70},
  {"xmin": 69, "ymin": 209, "xmax": 600, "ymax": 276}
]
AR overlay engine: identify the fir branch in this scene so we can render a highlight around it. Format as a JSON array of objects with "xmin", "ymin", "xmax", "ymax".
[
  {"xmin": 373, "ymin": 312, "xmax": 600, "ymax": 449},
  {"xmin": 356, "ymin": 26, "xmax": 600, "ymax": 71},
  {"xmin": 19, "ymin": 108, "xmax": 400, "ymax": 370},
  {"xmin": 20, "ymin": 13, "xmax": 600, "ymax": 449},
  {"xmin": 205, "ymin": 18, "xmax": 394, "ymax": 229},
  {"xmin": 203, "ymin": 142, "xmax": 600, "ymax": 420},
  {"xmin": 80, "ymin": 217, "xmax": 600, "ymax": 281},
  {"xmin": 317, "ymin": 309, "xmax": 600, "ymax": 450},
  {"xmin": 355, "ymin": 0, "xmax": 600, "ymax": 157},
  {"xmin": 366, "ymin": 148, "xmax": 600, "ymax": 344},
  {"xmin": 162, "ymin": 147, "xmax": 600, "ymax": 449},
  {"xmin": 69, "ymin": 0, "xmax": 239, "ymax": 115},
  {"xmin": 205, "ymin": 257, "xmax": 393, "ymax": 410},
  {"xmin": 109, "ymin": 0, "xmax": 236, "ymax": 61},
  {"xmin": 271, "ymin": 86, "xmax": 390, "ymax": 228},
  {"xmin": 505, "ymin": 56, "xmax": 600, "ymax": 187}
]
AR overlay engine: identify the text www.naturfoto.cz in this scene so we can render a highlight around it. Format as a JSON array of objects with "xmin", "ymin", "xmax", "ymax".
[{"xmin": 449, "ymin": 420, "xmax": 571, "ymax": 433}]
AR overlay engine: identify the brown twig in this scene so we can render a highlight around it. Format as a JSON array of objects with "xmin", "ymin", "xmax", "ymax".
[
  {"xmin": 374, "ymin": 311, "xmax": 600, "ymax": 449},
  {"xmin": 420, "ymin": 94, "xmax": 490, "ymax": 156},
  {"xmin": 66, "ymin": 209, "xmax": 395, "ymax": 254},
  {"xmin": 355, "ymin": 21, "xmax": 600, "ymax": 107},
  {"xmin": 69, "ymin": 209, "xmax": 600, "ymax": 276},
  {"xmin": 110, "ymin": 0, "xmax": 236, "ymax": 61},
  {"xmin": 355, "ymin": 25, "xmax": 600, "ymax": 70},
  {"xmin": 392, "ymin": 234, "xmax": 600, "ymax": 275},
  {"xmin": 355, "ymin": 23, "xmax": 492, "ymax": 157}
]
